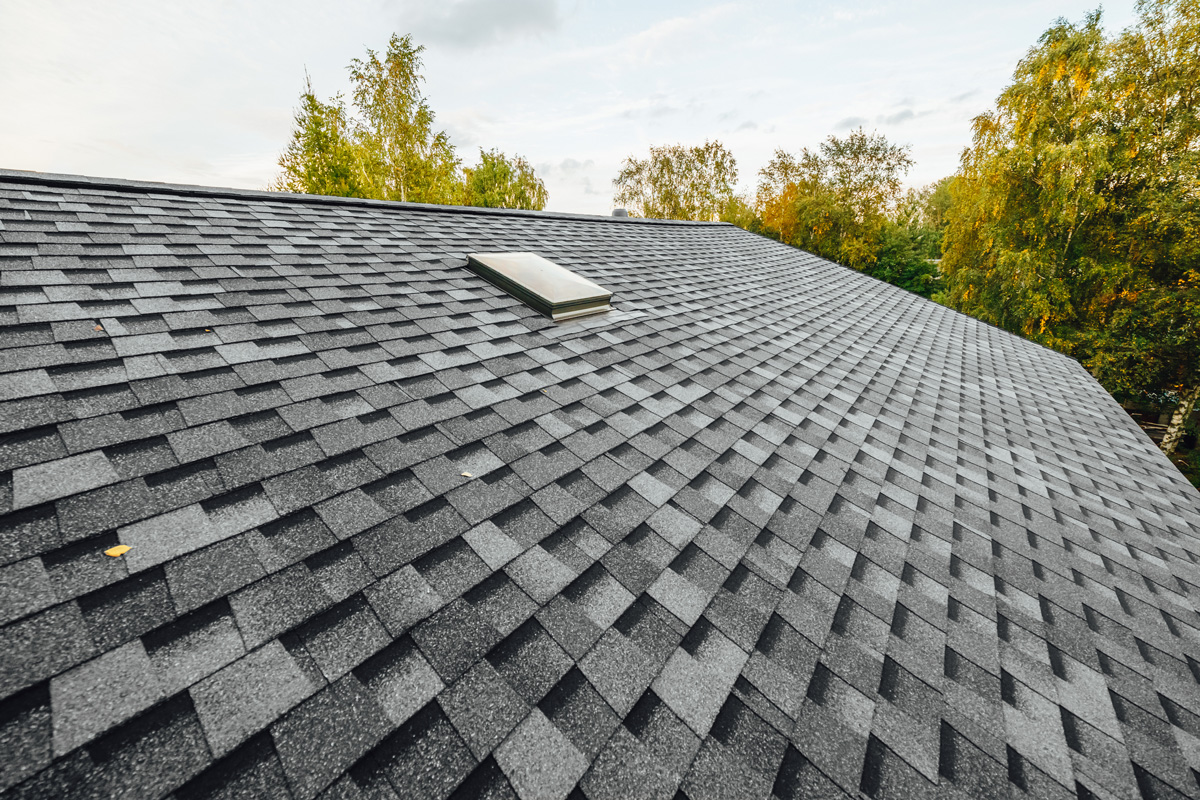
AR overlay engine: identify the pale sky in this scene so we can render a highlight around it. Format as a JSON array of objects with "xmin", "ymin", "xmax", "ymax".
[{"xmin": 0, "ymin": 0, "xmax": 1138, "ymax": 215}]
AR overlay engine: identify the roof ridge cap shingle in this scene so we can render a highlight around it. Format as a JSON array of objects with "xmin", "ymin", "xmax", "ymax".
[{"xmin": 0, "ymin": 167, "xmax": 724, "ymax": 227}]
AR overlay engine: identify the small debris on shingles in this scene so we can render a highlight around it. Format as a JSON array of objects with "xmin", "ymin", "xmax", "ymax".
[
  {"xmin": 461, "ymin": 472, "xmax": 473, "ymax": 478},
  {"xmin": 94, "ymin": 325, "xmax": 104, "ymax": 332},
  {"xmin": 104, "ymin": 545, "xmax": 131, "ymax": 557}
]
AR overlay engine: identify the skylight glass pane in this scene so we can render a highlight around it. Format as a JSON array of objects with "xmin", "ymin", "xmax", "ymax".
[{"xmin": 466, "ymin": 252, "xmax": 613, "ymax": 321}]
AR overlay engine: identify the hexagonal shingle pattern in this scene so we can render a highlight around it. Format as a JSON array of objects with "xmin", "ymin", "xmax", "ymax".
[{"xmin": 1, "ymin": 169, "xmax": 1199, "ymax": 800}]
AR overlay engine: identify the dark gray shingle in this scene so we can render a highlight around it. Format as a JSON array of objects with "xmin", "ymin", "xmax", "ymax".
[{"xmin": 1, "ymin": 170, "xmax": 1199, "ymax": 800}]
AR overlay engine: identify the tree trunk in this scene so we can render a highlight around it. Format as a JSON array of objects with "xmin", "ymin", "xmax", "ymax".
[{"xmin": 1161, "ymin": 384, "xmax": 1200, "ymax": 459}]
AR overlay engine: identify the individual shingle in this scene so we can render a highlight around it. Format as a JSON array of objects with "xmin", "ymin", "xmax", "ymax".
[
  {"xmin": 164, "ymin": 535, "xmax": 266, "ymax": 613},
  {"xmin": 0, "ymin": 557, "xmax": 56, "ymax": 625},
  {"xmin": 144, "ymin": 600, "xmax": 246, "ymax": 694},
  {"xmin": 314, "ymin": 489, "xmax": 392, "ymax": 540},
  {"xmin": 354, "ymin": 497, "xmax": 469, "ymax": 575},
  {"xmin": 355, "ymin": 636, "xmax": 444, "ymax": 727},
  {"xmin": 579, "ymin": 629, "xmax": 661, "ymax": 717},
  {"xmin": 228, "ymin": 563, "xmax": 333, "ymax": 648},
  {"xmin": 438, "ymin": 660, "xmax": 530, "ymax": 760},
  {"xmin": 646, "ymin": 568, "xmax": 710, "ymax": 627},
  {"xmin": 50, "ymin": 639, "xmax": 167, "ymax": 754},
  {"xmin": 579, "ymin": 725, "xmax": 678, "ymax": 800},
  {"xmin": 173, "ymin": 733, "xmax": 292, "ymax": 800},
  {"xmin": 493, "ymin": 709, "xmax": 589, "ymax": 800},
  {"xmin": 292, "ymin": 594, "xmax": 389, "ymax": 681},
  {"xmin": 0, "ymin": 424, "xmax": 67, "ymax": 472},
  {"xmin": 463, "ymin": 521, "xmax": 524, "ymax": 570},
  {"xmin": 0, "ymin": 601, "xmax": 95, "ymax": 700},
  {"xmin": 11, "ymin": 449, "xmax": 119, "ymax": 509},
  {"xmin": 412, "ymin": 599, "xmax": 504, "ymax": 683},
  {"xmin": 505, "ymin": 545, "xmax": 575, "ymax": 605},
  {"xmin": 190, "ymin": 639, "xmax": 318, "ymax": 757},
  {"xmin": 361, "ymin": 702, "xmax": 476, "ymax": 800},
  {"xmin": 538, "ymin": 667, "xmax": 620, "ymax": 760},
  {"xmin": 307, "ymin": 541, "xmax": 374, "ymax": 603},
  {"xmin": 270, "ymin": 674, "xmax": 392, "ymax": 799},
  {"xmin": 364, "ymin": 565, "xmax": 443, "ymax": 636},
  {"xmin": 77, "ymin": 566, "xmax": 175, "ymax": 649},
  {"xmin": 24, "ymin": 693, "xmax": 212, "ymax": 800},
  {"xmin": 0, "ymin": 683, "xmax": 53, "ymax": 793},
  {"xmin": 465, "ymin": 571, "xmax": 540, "ymax": 636},
  {"xmin": 117, "ymin": 502, "xmax": 223, "ymax": 573},
  {"xmin": 255, "ymin": 507, "xmax": 337, "ymax": 569}
]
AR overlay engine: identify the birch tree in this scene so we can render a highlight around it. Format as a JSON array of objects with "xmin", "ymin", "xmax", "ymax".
[
  {"xmin": 348, "ymin": 34, "xmax": 460, "ymax": 205},
  {"xmin": 612, "ymin": 141, "xmax": 738, "ymax": 221},
  {"xmin": 463, "ymin": 149, "xmax": 548, "ymax": 210},
  {"xmin": 942, "ymin": 0, "xmax": 1200, "ymax": 460},
  {"xmin": 274, "ymin": 34, "xmax": 549, "ymax": 210}
]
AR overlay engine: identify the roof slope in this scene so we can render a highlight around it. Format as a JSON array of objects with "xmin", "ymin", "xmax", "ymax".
[{"xmin": 1, "ymin": 170, "xmax": 1199, "ymax": 800}]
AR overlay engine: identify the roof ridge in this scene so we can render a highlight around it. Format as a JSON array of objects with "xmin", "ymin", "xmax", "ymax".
[{"xmin": 0, "ymin": 167, "xmax": 725, "ymax": 226}]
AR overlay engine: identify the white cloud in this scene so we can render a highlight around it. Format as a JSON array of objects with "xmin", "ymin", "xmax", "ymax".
[
  {"xmin": 390, "ymin": 0, "xmax": 562, "ymax": 48},
  {"xmin": 879, "ymin": 109, "xmax": 916, "ymax": 125},
  {"xmin": 834, "ymin": 116, "xmax": 869, "ymax": 130}
]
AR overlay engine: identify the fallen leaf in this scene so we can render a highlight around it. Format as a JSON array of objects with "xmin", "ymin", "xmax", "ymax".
[
  {"xmin": 105, "ymin": 545, "xmax": 131, "ymax": 558},
  {"xmin": 94, "ymin": 325, "xmax": 103, "ymax": 332},
  {"xmin": 461, "ymin": 472, "xmax": 473, "ymax": 478}
]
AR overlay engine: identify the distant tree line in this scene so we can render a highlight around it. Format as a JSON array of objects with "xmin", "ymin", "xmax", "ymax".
[
  {"xmin": 612, "ymin": 130, "xmax": 947, "ymax": 299},
  {"xmin": 272, "ymin": 35, "xmax": 547, "ymax": 211}
]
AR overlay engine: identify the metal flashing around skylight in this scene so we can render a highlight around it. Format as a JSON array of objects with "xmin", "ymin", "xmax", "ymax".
[{"xmin": 466, "ymin": 252, "xmax": 613, "ymax": 321}]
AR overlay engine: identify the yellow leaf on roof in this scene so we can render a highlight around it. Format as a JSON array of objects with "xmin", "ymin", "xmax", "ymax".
[
  {"xmin": 461, "ymin": 472, "xmax": 473, "ymax": 478},
  {"xmin": 104, "ymin": 545, "xmax": 131, "ymax": 557}
]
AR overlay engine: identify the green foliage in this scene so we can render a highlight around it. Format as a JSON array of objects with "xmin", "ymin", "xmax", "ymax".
[
  {"xmin": 347, "ymin": 35, "xmax": 460, "ymax": 204},
  {"xmin": 274, "ymin": 34, "xmax": 547, "ymax": 210},
  {"xmin": 900, "ymin": 177, "xmax": 952, "ymax": 260},
  {"xmin": 612, "ymin": 140, "xmax": 738, "ymax": 221},
  {"xmin": 272, "ymin": 77, "xmax": 369, "ymax": 197},
  {"xmin": 941, "ymin": 1, "xmax": 1200, "ymax": 414},
  {"xmin": 744, "ymin": 130, "xmax": 944, "ymax": 297},
  {"xmin": 755, "ymin": 129, "xmax": 914, "ymax": 269},
  {"xmin": 462, "ymin": 149, "xmax": 547, "ymax": 211},
  {"xmin": 866, "ymin": 221, "xmax": 943, "ymax": 298},
  {"xmin": 719, "ymin": 194, "xmax": 759, "ymax": 230}
]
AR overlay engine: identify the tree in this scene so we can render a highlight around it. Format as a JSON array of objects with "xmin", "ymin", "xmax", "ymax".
[
  {"xmin": 870, "ymin": 192, "xmax": 944, "ymax": 297},
  {"xmin": 347, "ymin": 34, "xmax": 460, "ymax": 205},
  {"xmin": 462, "ymin": 148, "xmax": 547, "ymax": 210},
  {"xmin": 751, "ymin": 130, "xmax": 945, "ymax": 296},
  {"xmin": 271, "ymin": 76, "xmax": 368, "ymax": 197},
  {"xmin": 612, "ymin": 140, "xmax": 738, "ymax": 221},
  {"xmin": 273, "ymin": 34, "xmax": 548, "ymax": 210},
  {"xmin": 941, "ymin": 1, "xmax": 1200, "ymax": 460},
  {"xmin": 755, "ymin": 130, "xmax": 914, "ymax": 269},
  {"xmin": 901, "ymin": 177, "xmax": 953, "ymax": 260}
]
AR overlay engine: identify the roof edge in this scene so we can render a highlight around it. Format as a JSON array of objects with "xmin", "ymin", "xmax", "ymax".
[{"xmin": 0, "ymin": 167, "xmax": 723, "ymax": 226}]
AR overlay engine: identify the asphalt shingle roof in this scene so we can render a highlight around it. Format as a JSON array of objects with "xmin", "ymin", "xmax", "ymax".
[{"xmin": 2, "ymin": 169, "xmax": 1200, "ymax": 800}]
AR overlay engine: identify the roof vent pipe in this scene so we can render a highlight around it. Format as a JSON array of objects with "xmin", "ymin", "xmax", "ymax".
[{"xmin": 612, "ymin": 208, "xmax": 628, "ymax": 217}]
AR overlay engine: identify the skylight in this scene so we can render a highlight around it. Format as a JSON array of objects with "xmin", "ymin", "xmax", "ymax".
[{"xmin": 466, "ymin": 252, "xmax": 613, "ymax": 321}]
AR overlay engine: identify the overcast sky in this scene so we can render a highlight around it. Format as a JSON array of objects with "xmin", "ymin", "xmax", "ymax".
[{"xmin": 1, "ymin": 0, "xmax": 1138, "ymax": 215}]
